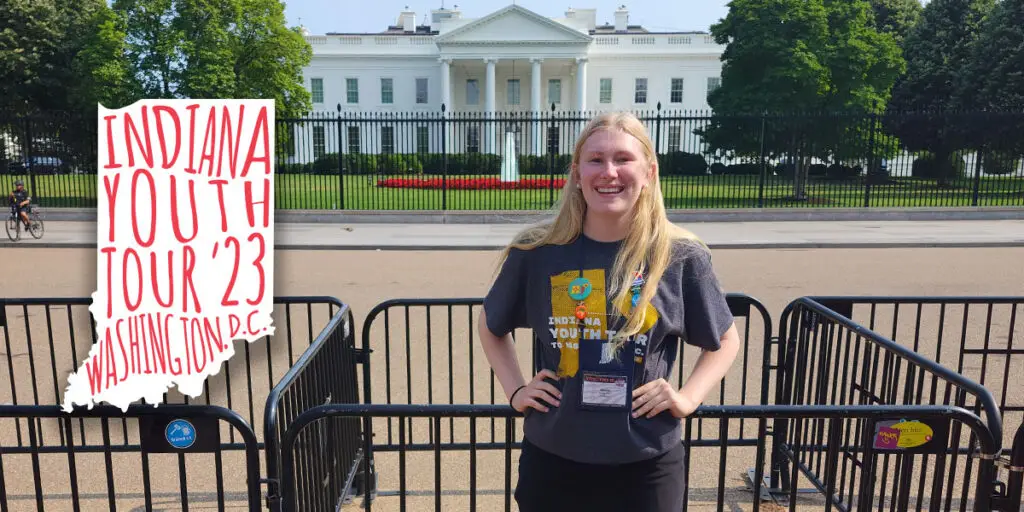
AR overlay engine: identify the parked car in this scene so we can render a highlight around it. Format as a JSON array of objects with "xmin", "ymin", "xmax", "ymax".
[{"xmin": 5, "ymin": 156, "xmax": 68, "ymax": 175}]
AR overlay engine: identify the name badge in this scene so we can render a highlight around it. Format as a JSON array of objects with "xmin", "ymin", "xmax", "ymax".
[{"xmin": 580, "ymin": 372, "xmax": 628, "ymax": 409}]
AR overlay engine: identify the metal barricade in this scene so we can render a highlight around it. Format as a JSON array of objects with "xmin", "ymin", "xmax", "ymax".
[
  {"xmin": 0, "ymin": 295, "xmax": 345, "ymax": 510},
  {"xmin": 0, "ymin": 404, "xmax": 261, "ymax": 511},
  {"xmin": 773, "ymin": 297, "xmax": 1009, "ymax": 509},
  {"xmin": 277, "ymin": 403, "xmax": 1002, "ymax": 512},
  {"xmin": 263, "ymin": 302, "xmax": 364, "ymax": 511},
  {"xmin": 0, "ymin": 296, "xmax": 343, "ymax": 446}
]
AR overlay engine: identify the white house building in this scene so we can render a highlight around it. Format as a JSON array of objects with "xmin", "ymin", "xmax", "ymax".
[{"xmin": 292, "ymin": 3, "xmax": 725, "ymax": 161}]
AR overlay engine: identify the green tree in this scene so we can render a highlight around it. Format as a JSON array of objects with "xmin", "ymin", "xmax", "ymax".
[
  {"xmin": 112, "ymin": 0, "xmax": 312, "ymax": 119},
  {"xmin": 884, "ymin": 0, "xmax": 995, "ymax": 185},
  {"xmin": 697, "ymin": 0, "xmax": 903, "ymax": 199},
  {"xmin": 0, "ymin": 0, "xmax": 125, "ymax": 114},
  {"xmin": 869, "ymin": 0, "xmax": 924, "ymax": 45},
  {"xmin": 957, "ymin": 0, "xmax": 1024, "ymax": 172}
]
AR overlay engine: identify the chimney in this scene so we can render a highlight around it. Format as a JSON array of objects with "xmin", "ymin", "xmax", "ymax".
[
  {"xmin": 614, "ymin": 5, "xmax": 628, "ymax": 32},
  {"xmin": 400, "ymin": 6, "xmax": 416, "ymax": 32}
]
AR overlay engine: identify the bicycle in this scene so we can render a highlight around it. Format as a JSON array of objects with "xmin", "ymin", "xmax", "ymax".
[{"xmin": 6, "ymin": 201, "xmax": 44, "ymax": 242}]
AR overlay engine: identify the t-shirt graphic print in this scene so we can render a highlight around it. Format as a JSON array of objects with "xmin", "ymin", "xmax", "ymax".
[{"xmin": 548, "ymin": 267, "xmax": 659, "ymax": 379}]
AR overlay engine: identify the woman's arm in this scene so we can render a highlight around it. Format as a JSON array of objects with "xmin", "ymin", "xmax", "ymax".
[
  {"xmin": 479, "ymin": 309, "xmax": 561, "ymax": 412},
  {"xmin": 632, "ymin": 322, "xmax": 740, "ymax": 419},
  {"xmin": 678, "ymin": 322, "xmax": 741, "ymax": 406},
  {"xmin": 478, "ymin": 309, "xmax": 527, "ymax": 400}
]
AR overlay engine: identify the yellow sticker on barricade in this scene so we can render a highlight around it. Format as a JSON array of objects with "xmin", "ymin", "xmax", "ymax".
[{"xmin": 889, "ymin": 420, "xmax": 934, "ymax": 448}]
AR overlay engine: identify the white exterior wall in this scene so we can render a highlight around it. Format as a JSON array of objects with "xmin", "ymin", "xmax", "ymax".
[{"xmin": 289, "ymin": 5, "xmax": 727, "ymax": 162}]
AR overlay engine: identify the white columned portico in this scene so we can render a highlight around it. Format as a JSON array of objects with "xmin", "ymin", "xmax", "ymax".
[
  {"xmin": 485, "ymin": 58, "xmax": 497, "ymax": 154},
  {"xmin": 530, "ymin": 58, "xmax": 543, "ymax": 156},
  {"xmin": 576, "ymin": 57, "xmax": 588, "ymax": 112}
]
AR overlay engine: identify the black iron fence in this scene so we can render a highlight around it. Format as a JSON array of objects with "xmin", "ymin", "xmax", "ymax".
[{"xmin": 3, "ymin": 107, "xmax": 1023, "ymax": 210}]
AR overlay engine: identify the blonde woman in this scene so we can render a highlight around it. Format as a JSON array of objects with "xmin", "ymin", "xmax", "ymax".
[{"xmin": 479, "ymin": 112, "xmax": 741, "ymax": 510}]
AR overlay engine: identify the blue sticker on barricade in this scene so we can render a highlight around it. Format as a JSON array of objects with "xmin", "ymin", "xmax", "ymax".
[
  {"xmin": 166, "ymin": 419, "xmax": 197, "ymax": 449},
  {"xmin": 140, "ymin": 415, "xmax": 220, "ymax": 453}
]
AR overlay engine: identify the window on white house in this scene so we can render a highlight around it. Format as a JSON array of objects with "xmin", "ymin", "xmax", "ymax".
[
  {"xmin": 416, "ymin": 126, "xmax": 429, "ymax": 153},
  {"xmin": 346, "ymin": 78, "xmax": 359, "ymax": 103},
  {"xmin": 634, "ymin": 78, "xmax": 647, "ymax": 104},
  {"xmin": 381, "ymin": 126, "xmax": 394, "ymax": 154},
  {"xmin": 668, "ymin": 126, "xmax": 681, "ymax": 152},
  {"xmin": 347, "ymin": 126, "xmax": 360, "ymax": 154},
  {"xmin": 466, "ymin": 79, "xmax": 479, "ymax": 105},
  {"xmin": 547, "ymin": 127, "xmax": 560, "ymax": 154},
  {"xmin": 381, "ymin": 78, "xmax": 394, "ymax": 104},
  {"xmin": 312, "ymin": 126, "xmax": 325, "ymax": 157},
  {"xmin": 707, "ymin": 77, "xmax": 721, "ymax": 99},
  {"xmin": 670, "ymin": 78, "xmax": 684, "ymax": 103},
  {"xmin": 467, "ymin": 126, "xmax": 480, "ymax": 153},
  {"xmin": 507, "ymin": 79, "xmax": 520, "ymax": 105},
  {"xmin": 311, "ymin": 78, "xmax": 323, "ymax": 104},
  {"xmin": 416, "ymin": 78, "xmax": 428, "ymax": 104},
  {"xmin": 600, "ymin": 78, "xmax": 612, "ymax": 103},
  {"xmin": 548, "ymin": 79, "xmax": 561, "ymax": 105}
]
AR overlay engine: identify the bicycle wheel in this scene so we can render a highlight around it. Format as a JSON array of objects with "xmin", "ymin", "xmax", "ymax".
[
  {"xmin": 5, "ymin": 216, "xmax": 19, "ymax": 242},
  {"xmin": 27, "ymin": 211, "xmax": 43, "ymax": 239}
]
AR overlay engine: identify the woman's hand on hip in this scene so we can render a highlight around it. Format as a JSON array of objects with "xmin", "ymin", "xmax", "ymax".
[
  {"xmin": 511, "ymin": 369, "xmax": 562, "ymax": 413},
  {"xmin": 631, "ymin": 378, "xmax": 698, "ymax": 419}
]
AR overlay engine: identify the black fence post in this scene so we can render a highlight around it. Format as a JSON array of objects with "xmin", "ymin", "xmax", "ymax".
[
  {"xmin": 441, "ymin": 104, "xmax": 448, "ymax": 211},
  {"xmin": 654, "ymin": 102, "xmax": 663, "ymax": 159},
  {"xmin": 758, "ymin": 112, "xmax": 767, "ymax": 208},
  {"xmin": 864, "ymin": 104, "xmax": 878, "ymax": 208},
  {"xmin": 336, "ymin": 104, "xmax": 345, "ymax": 210},
  {"xmin": 23, "ymin": 116, "xmax": 38, "ymax": 205},
  {"xmin": 548, "ymin": 103, "xmax": 556, "ymax": 208}
]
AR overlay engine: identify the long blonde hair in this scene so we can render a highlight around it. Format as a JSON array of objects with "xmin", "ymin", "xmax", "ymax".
[{"xmin": 497, "ymin": 111, "xmax": 703, "ymax": 349}]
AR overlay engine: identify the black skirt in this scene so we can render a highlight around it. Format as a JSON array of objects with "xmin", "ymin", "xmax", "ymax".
[{"xmin": 514, "ymin": 437, "xmax": 687, "ymax": 512}]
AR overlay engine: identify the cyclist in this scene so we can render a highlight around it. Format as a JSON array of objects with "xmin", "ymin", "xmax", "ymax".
[{"xmin": 8, "ymin": 180, "xmax": 31, "ymax": 230}]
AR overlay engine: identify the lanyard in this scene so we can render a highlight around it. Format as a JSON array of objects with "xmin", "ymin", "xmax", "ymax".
[{"xmin": 570, "ymin": 235, "xmax": 649, "ymax": 386}]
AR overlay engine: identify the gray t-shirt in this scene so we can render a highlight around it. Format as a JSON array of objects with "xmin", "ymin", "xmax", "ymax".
[{"xmin": 483, "ymin": 233, "xmax": 735, "ymax": 465}]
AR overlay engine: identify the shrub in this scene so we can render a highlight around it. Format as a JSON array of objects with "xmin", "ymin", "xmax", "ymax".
[
  {"xmin": 376, "ymin": 177, "xmax": 566, "ymax": 190},
  {"xmin": 658, "ymin": 151, "xmax": 708, "ymax": 176},
  {"xmin": 911, "ymin": 153, "xmax": 967, "ymax": 181},
  {"xmin": 981, "ymin": 150, "xmax": 1021, "ymax": 176}
]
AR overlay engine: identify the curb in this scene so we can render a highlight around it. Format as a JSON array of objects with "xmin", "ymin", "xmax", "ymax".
[
  {"xmin": 4, "ymin": 241, "xmax": 1023, "ymax": 251},
  {"xmin": 34, "ymin": 206, "xmax": 1024, "ymax": 224}
]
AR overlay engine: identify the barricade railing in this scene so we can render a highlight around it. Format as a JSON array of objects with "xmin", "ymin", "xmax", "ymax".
[
  {"xmin": 1001, "ymin": 423, "xmax": 1024, "ymax": 512},
  {"xmin": 773, "ymin": 297, "xmax": 1007, "ymax": 508},
  {"xmin": 277, "ymin": 403, "xmax": 1002, "ymax": 512},
  {"xmin": 357, "ymin": 293, "xmax": 775, "ymax": 453},
  {"xmin": 263, "ymin": 302, "xmax": 363, "ymax": 512},
  {"xmin": 0, "ymin": 404, "xmax": 261, "ymax": 511},
  {"xmin": 0, "ymin": 296, "xmax": 344, "ymax": 453},
  {"xmin": 786, "ymin": 296, "xmax": 1023, "ymax": 451}
]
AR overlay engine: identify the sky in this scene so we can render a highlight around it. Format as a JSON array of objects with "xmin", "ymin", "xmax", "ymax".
[{"xmin": 281, "ymin": 0, "xmax": 732, "ymax": 35}]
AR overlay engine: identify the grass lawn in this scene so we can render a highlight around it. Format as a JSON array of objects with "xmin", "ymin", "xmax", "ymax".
[{"xmin": 3, "ymin": 173, "xmax": 1021, "ymax": 210}]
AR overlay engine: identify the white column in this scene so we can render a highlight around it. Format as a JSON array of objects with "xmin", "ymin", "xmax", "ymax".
[
  {"xmin": 485, "ymin": 58, "xmax": 497, "ymax": 154},
  {"xmin": 576, "ymin": 57, "xmax": 588, "ymax": 113},
  {"xmin": 440, "ymin": 58, "xmax": 451, "ymax": 111},
  {"xmin": 440, "ymin": 57, "xmax": 452, "ymax": 153},
  {"xmin": 530, "ymin": 58, "xmax": 543, "ymax": 156}
]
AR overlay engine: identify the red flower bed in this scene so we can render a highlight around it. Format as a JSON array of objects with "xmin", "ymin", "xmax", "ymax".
[{"xmin": 377, "ymin": 177, "xmax": 566, "ymax": 190}]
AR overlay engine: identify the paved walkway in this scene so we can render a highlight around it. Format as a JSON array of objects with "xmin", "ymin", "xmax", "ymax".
[{"xmin": 4, "ymin": 219, "xmax": 1024, "ymax": 249}]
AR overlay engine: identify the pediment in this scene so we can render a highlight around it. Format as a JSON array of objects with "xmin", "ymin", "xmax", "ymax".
[{"xmin": 436, "ymin": 5, "xmax": 592, "ymax": 45}]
